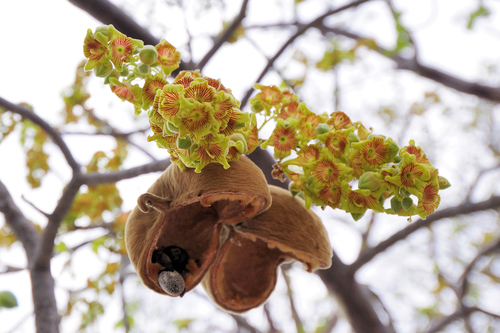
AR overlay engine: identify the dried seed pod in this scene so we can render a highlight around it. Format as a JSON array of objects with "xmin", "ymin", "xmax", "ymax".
[
  {"xmin": 125, "ymin": 156, "xmax": 272, "ymax": 296},
  {"xmin": 203, "ymin": 185, "xmax": 332, "ymax": 313}
]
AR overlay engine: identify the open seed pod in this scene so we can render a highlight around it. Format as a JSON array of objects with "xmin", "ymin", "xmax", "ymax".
[
  {"xmin": 203, "ymin": 185, "xmax": 332, "ymax": 313},
  {"xmin": 125, "ymin": 156, "xmax": 272, "ymax": 297}
]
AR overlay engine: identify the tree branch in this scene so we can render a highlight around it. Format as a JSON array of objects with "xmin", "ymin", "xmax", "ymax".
[
  {"xmin": 82, "ymin": 158, "xmax": 170, "ymax": 186},
  {"xmin": 197, "ymin": 0, "xmax": 250, "ymax": 71},
  {"xmin": 317, "ymin": 254, "xmax": 392, "ymax": 333},
  {"xmin": 0, "ymin": 96, "xmax": 82, "ymax": 173},
  {"xmin": 424, "ymin": 305, "xmax": 475, "ymax": 333},
  {"xmin": 0, "ymin": 179, "xmax": 39, "ymax": 261},
  {"xmin": 68, "ymin": 0, "xmax": 159, "ymax": 46},
  {"xmin": 240, "ymin": 0, "xmax": 376, "ymax": 108},
  {"xmin": 318, "ymin": 26, "xmax": 500, "ymax": 104},
  {"xmin": 350, "ymin": 196, "xmax": 500, "ymax": 273},
  {"xmin": 457, "ymin": 237, "xmax": 500, "ymax": 299},
  {"xmin": 34, "ymin": 178, "xmax": 83, "ymax": 270}
]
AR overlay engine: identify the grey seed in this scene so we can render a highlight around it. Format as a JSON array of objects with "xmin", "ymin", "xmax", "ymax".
[{"xmin": 158, "ymin": 270, "xmax": 185, "ymax": 296}]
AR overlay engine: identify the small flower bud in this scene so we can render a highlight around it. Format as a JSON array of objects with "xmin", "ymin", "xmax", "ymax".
[
  {"xmin": 348, "ymin": 132, "xmax": 360, "ymax": 143},
  {"xmin": 393, "ymin": 155, "xmax": 402, "ymax": 163},
  {"xmin": 176, "ymin": 136, "xmax": 192, "ymax": 150},
  {"xmin": 230, "ymin": 133, "xmax": 248, "ymax": 153},
  {"xmin": 137, "ymin": 63, "xmax": 150, "ymax": 76},
  {"xmin": 104, "ymin": 69, "xmax": 120, "ymax": 84},
  {"xmin": 139, "ymin": 45, "xmax": 159, "ymax": 65},
  {"xmin": 399, "ymin": 188, "xmax": 411, "ymax": 198},
  {"xmin": 438, "ymin": 176, "xmax": 451, "ymax": 189},
  {"xmin": 95, "ymin": 25, "xmax": 110, "ymax": 38},
  {"xmin": 94, "ymin": 60, "xmax": 113, "ymax": 77},
  {"xmin": 120, "ymin": 67, "xmax": 129, "ymax": 77},
  {"xmin": 167, "ymin": 122, "xmax": 179, "ymax": 133},
  {"xmin": 390, "ymin": 197, "xmax": 402, "ymax": 213},
  {"xmin": 351, "ymin": 212, "xmax": 365, "ymax": 221},
  {"xmin": 316, "ymin": 123, "xmax": 330, "ymax": 135},
  {"xmin": 358, "ymin": 172, "xmax": 381, "ymax": 191},
  {"xmin": 388, "ymin": 141, "xmax": 400, "ymax": 157},
  {"xmin": 288, "ymin": 182, "xmax": 303, "ymax": 197},
  {"xmin": 402, "ymin": 197, "xmax": 413, "ymax": 211}
]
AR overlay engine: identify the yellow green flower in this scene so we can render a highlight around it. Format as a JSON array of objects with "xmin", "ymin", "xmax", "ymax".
[
  {"xmin": 261, "ymin": 118, "xmax": 298, "ymax": 159},
  {"xmin": 155, "ymin": 39, "xmax": 181, "ymax": 76}
]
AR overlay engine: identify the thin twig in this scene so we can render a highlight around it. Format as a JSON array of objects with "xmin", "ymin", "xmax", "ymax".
[
  {"xmin": 317, "ymin": 25, "xmax": 500, "ymax": 104},
  {"xmin": 350, "ymin": 195, "xmax": 500, "ymax": 273},
  {"xmin": 197, "ymin": 0, "xmax": 250, "ymax": 71},
  {"xmin": 0, "ymin": 96, "xmax": 82, "ymax": 173},
  {"xmin": 21, "ymin": 195, "xmax": 50, "ymax": 218},
  {"xmin": 423, "ymin": 305, "xmax": 475, "ymax": 333},
  {"xmin": 0, "ymin": 265, "xmax": 26, "ymax": 274},
  {"xmin": 457, "ymin": 237, "xmax": 500, "ymax": 299},
  {"xmin": 281, "ymin": 268, "xmax": 304, "ymax": 333},
  {"xmin": 239, "ymin": 0, "xmax": 376, "ymax": 109},
  {"xmin": 263, "ymin": 303, "xmax": 278, "ymax": 333},
  {"xmin": 82, "ymin": 158, "xmax": 170, "ymax": 186},
  {"xmin": 0, "ymin": 179, "xmax": 39, "ymax": 261}
]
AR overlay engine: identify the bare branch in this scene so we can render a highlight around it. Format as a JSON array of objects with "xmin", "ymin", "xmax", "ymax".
[
  {"xmin": 0, "ymin": 179, "xmax": 39, "ymax": 260},
  {"xmin": 34, "ymin": 178, "xmax": 83, "ymax": 270},
  {"xmin": 281, "ymin": 268, "xmax": 304, "ymax": 333},
  {"xmin": 457, "ymin": 237, "xmax": 500, "ymax": 299},
  {"xmin": 0, "ymin": 96, "xmax": 82, "ymax": 173},
  {"xmin": 350, "ymin": 196, "xmax": 500, "ymax": 273},
  {"xmin": 0, "ymin": 265, "xmax": 26, "ymax": 274},
  {"xmin": 82, "ymin": 158, "xmax": 170, "ymax": 186},
  {"xmin": 240, "ymin": 0, "xmax": 376, "ymax": 108},
  {"xmin": 67, "ymin": 0, "xmax": 160, "ymax": 46},
  {"xmin": 197, "ymin": 0, "xmax": 250, "ymax": 71},
  {"xmin": 230, "ymin": 314, "xmax": 261, "ymax": 333},
  {"xmin": 119, "ymin": 255, "xmax": 131, "ymax": 333},
  {"xmin": 317, "ymin": 26, "xmax": 500, "ymax": 104},
  {"xmin": 424, "ymin": 305, "xmax": 475, "ymax": 333},
  {"xmin": 263, "ymin": 304, "xmax": 279, "ymax": 333},
  {"xmin": 317, "ymin": 254, "xmax": 392, "ymax": 333},
  {"xmin": 22, "ymin": 195, "xmax": 51, "ymax": 218}
]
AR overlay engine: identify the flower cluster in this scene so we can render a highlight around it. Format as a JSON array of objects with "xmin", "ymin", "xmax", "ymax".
[
  {"xmin": 251, "ymin": 85, "xmax": 450, "ymax": 220},
  {"xmin": 83, "ymin": 25, "xmax": 256, "ymax": 172}
]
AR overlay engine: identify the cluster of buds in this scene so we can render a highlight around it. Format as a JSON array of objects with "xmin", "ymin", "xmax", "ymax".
[
  {"xmin": 251, "ymin": 85, "xmax": 450, "ymax": 220},
  {"xmin": 83, "ymin": 25, "xmax": 256, "ymax": 172}
]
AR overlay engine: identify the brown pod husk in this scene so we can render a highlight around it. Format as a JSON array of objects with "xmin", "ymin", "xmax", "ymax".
[
  {"xmin": 203, "ymin": 185, "xmax": 332, "ymax": 313},
  {"xmin": 125, "ymin": 156, "xmax": 272, "ymax": 296}
]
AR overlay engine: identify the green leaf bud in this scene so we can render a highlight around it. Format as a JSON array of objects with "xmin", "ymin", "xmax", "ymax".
[
  {"xmin": 388, "ymin": 141, "xmax": 400, "ymax": 157},
  {"xmin": 358, "ymin": 171, "xmax": 381, "ymax": 191},
  {"xmin": 230, "ymin": 133, "xmax": 247, "ymax": 153},
  {"xmin": 0, "ymin": 291, "xmax": 18, "ymax": 308},
  {"xmin": 316, "ymin": 123, "xmax": 330, "ymax": 135},
  {"xmin": 139, "ymin": 45, "xmax": 159, "ymax": 65},
  {"xmin": 289, "ymin": 182, "xmax": 301, "ymax": 196},
  {"xmin": 351, "ymin": 212, "xmax": 365, "ymax": 221},
  {"xmin": 348, "ymin": 132, "xmax": 360, "ymax": 143},
  {"xmin": 167, "ymin": 122, "xmax": 179, "ymax": 133},
  {"xmin": 393, "ymin": 155, "xmax": 402, "ymax": 163},
  {"xmin": 94, "ymin": 60, "xmax": 113, "ymax": 77},
  {"xmin": 402, "ymin": 197, "xmax": 413, "ymax": 211},
  {"xmin": 234, "ymin": 122, "xmax": 246, "ymax": 130},
  {"xmin": 399, "ymin": 187, "xmax": 411, "ymax": 198},
  {"xmin": 120, "ymin": 67, "xmax": 129, "ymax": 77},
  {"xmin": 176, "ymin": 136, "xmax": 192, "ymax": 150},
  {"xmin": 137, "ymin": 63, "xmax": 150, "ymax": 76},
  {"xmin": 95, "ymin": 25, "xmax": 110, "ymax": 38},
  {"xmin": 390, "ymin": 196, "xmax": 402, "ymax": 213},
  {"xmin": 438, "ymin": 176, "xmax": 451, "ymax": 189}
]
